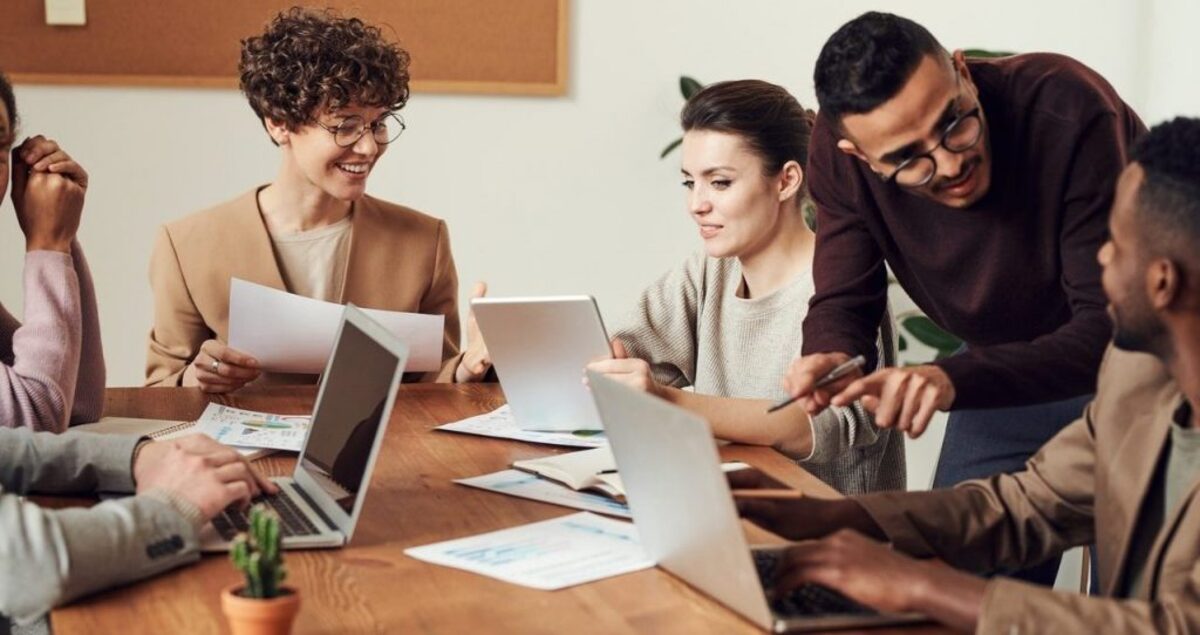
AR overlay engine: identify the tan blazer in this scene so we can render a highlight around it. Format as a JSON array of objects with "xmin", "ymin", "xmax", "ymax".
[
  {"xmin": 855, "ymin": 347, "xmax": 1200, "ymax": 634},
  {"xmin": 146, "ymin": 189, "xmax": 461, "ymax": 387}
]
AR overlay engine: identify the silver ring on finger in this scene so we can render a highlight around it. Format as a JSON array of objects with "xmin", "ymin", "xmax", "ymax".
[{"xmin": 210, "ymin": 359, "xmax": 220, "ymax": 374}]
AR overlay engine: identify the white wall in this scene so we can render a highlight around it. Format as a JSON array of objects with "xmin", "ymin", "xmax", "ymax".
[{"xmin": 1, "ymin": 0, "xmax": 1157, "ymax": 387}]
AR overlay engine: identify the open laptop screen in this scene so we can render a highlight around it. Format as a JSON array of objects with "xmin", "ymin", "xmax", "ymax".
[{"xmin": 298, "ymin": 317, "xmax": 400, "ymax": 514}]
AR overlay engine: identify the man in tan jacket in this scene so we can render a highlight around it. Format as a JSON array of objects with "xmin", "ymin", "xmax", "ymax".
[{"xmin": 736, "ymin": 117, "xmax": 1200, "ymax": 633}]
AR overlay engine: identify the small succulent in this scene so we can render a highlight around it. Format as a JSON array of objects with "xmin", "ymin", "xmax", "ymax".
[{"xmin": 230, "ymin": 505, "xmax": 288, "ymax": 599}]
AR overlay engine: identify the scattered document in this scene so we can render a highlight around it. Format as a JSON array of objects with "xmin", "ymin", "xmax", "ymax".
[
  {"xmin": 193, "ymin": 403, "xmax": 311, "ymax": 452},
  {"xmin": 228, "ymin": 278, "xmax": 444, "ymax": 373},
  {"xmin": 405, "ymin": 512, "xmax": 651, "ymax": 590},
  {"xmin": 456, "ymin": 469, "xmax": 632, "ymax": 518},
  {"xmin": 436, "ymin": 405, "xmax": 607, "ymax": 448}
]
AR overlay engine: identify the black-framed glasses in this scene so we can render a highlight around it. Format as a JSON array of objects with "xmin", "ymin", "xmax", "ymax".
[
  {"xmin": 316, "ymin": 112, "xmax": 406, "ymax": 148},
  {"xmin": 884, "ymin": 105, "xmax": 983, "ymax": 188}
]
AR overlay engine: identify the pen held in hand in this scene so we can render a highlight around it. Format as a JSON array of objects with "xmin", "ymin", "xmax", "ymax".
[{"xmin": 765, "ymin": 354, "xmax": 867, "ymax": 414}]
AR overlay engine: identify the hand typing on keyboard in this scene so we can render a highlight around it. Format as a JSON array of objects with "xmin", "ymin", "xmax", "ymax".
[
  {"xmin": 133, "ymin": 433, "xmax": 278, "ymax": 519},
  {"xmin": 763, "ymin": 529, "xmax": 985, "ymax": 623}
]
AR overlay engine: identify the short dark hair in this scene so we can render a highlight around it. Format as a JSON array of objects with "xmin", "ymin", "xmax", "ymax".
[
  {"xmin": 239, "ymin": 7, "xmax": 411, "ymax": 134},
  {"xmin": 1131, "ymin": 117, "xmax": 1200, "ymax": 270},
  {"xmin": 814, "ymin": 12, "xmax": 945, "ymax": 125},
  {"xmin": 0, "ymin": 70, "xmax": 17, "ymax": 139},
  {"xmin": 680, "ymin": 79, "xmax": 814, "ymax": 174}
]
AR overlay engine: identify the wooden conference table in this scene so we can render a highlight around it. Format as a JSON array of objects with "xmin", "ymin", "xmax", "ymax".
[{"xmin": 51, "ymin": 384, "xmax": 948, "ymax": 634}]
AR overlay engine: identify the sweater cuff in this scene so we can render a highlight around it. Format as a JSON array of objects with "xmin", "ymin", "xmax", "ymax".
[
  {"xmin": 144, "ymin": 489, "xmax": 208, "ymax": 528},
  {"xmin": 23, "ymin": 250, "xmax": 74, "ymax": 270}
]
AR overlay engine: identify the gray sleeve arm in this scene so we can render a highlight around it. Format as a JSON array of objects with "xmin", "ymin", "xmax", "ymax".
[
  {"xmin": 0, "ymin": 429, "xmax": 139, "ymax": 495},
  {"xmin": 802, "ymin": 302, "xmax": 897, "ymax": 464},
  {"xmin": 611, "ymin": 254, "xmax": 706, "ymax": 388},
  {"xmin": 0, "ymin": 493, "xmax": 200, "ymax": 625}
]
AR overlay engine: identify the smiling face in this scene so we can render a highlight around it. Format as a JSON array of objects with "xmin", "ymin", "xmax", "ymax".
[
  {"xmin": 268, "ymin": 104, "xmax": 391, "ymax": 202},
  {"xmin": 838, "ymin": 53, "xmax": 992, "ymax": 209},
  {"xmin": 680, "ymin": 129, "xmax": 795, "ymax": 259}
]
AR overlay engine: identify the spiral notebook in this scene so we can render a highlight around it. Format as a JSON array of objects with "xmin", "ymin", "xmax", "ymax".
[{"xmin": 72, "ymin": 404, "xmax": 308, "ymax": 460}]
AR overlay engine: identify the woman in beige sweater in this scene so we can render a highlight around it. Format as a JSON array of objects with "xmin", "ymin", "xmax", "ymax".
[
  {"xmin": 146, "ymin": 8, "xmax": 489, "ymax": 391},
  {"xmin": 589, "ymin": 80, "xmax": 903, "ymax": 494}
]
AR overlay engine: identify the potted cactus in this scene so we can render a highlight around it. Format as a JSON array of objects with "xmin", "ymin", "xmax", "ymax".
[{"xmin": 220, "ymin": 505, "xmax": 300, "ymax": 635}]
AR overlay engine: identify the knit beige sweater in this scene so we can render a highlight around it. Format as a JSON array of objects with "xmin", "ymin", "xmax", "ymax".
[{"xmin": 612, "ymin": 252, "xmax": 905, "ymax": 495}]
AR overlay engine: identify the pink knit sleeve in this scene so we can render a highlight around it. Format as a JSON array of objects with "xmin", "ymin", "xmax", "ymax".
[
  {"xmin": 68, "ymin": 243, "xmax": 105, "ymax": 424},
  {"xmin": 0, "ymin": 252, "xmax": 83, "ymax": 432}
]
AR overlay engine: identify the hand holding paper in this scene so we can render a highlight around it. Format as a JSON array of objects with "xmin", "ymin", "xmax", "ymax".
[{"xmin": 228, "ymin": 278, "xmax": 444, "ymax": 373}]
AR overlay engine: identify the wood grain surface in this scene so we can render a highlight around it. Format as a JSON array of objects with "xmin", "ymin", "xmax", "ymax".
[{"xmin": 49, "ymin": 384, "xmax": 946, "ymax": 634}]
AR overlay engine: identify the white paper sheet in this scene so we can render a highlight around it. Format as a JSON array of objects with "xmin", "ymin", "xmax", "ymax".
[
  {"xmin": 436, "ymin": 405, "xmax": 608, "ymax": 448},
  {"xmin": 404, "ymin": 512, "xmax": 652, "ymax": 590},
  {"xmin": 192, "ymin": 403, "xmax": 311, "ymax": 452},
  {"xmin": 456, "ymin": 469, "xmax": 632, "ymax": 518},
  {"xmin": 228, "ymin": 278, "xmax": 444, "ymax": 373}
]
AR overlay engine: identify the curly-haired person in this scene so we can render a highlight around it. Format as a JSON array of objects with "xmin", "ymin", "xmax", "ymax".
[{"xmin": 145, "ymin": 8, "xmax": 488, "ymax": 391}]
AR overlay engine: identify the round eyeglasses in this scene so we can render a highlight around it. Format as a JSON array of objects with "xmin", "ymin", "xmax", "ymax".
[
  {"xmin": 885, "ymin": 106, "xmax": 983, "ymax": 188},
  {"xmin": 316, "ymin": 113, "xmax": 406, "ymax": 148}
]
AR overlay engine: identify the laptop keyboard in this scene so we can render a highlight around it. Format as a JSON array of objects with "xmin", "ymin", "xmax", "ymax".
[
  {"xmin": 211, "ymin": 492, "xmax": 322, "ymax": 541},
  {"xmin": 752, "ymin": 549, "xmax": 874, "ymax": 617}
]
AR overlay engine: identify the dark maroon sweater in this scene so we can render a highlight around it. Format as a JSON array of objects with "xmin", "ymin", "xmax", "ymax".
[{"xmin": 802, "ymin": 54, "xmax": 1145, "ymax": 409}]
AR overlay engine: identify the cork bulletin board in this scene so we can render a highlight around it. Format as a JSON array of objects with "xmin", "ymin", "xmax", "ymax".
[{"xmin": 0, "ymin": 0, "xmax": 568, "ymax": 96}]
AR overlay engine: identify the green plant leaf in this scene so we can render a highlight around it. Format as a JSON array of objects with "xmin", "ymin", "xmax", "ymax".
[
  {"xmin": 962, "ymin": 48, "xmax": 1014, "ymax": 58},
  {"xmin": 900, "ymin": 315, "xmax": 963, "ymax": 353},
  {"xmin": 680, "ymin": 76, "xmax": 703, "ymax": 99},
  {"xmin": 660, "ymin": 137, "xmax": 683, "ymax": 159},
  {"xmin": 898, "ymin": 334, "xmax": 907, "ymax": 352}
]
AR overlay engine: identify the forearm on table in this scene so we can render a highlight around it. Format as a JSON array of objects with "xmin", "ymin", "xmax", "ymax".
[{"xmin": 659, "ymin": 387, "xmax": 814, "ymax": 458}]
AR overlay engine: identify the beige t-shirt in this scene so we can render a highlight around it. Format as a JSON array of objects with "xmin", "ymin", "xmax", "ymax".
[{"xmin": 268, "ymin": 215, "xmax": 353, "ymax": 302}]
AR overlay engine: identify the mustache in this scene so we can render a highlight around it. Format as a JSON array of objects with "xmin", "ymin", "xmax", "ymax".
[{"xmin": 932, "ymin": 156, "xmax": 982, "ymax": 191}]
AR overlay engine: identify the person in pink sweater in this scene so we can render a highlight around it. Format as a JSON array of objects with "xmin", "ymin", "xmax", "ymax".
[{"xmin": 0, "ymin": 71, "xmax": 104, "ymax": 432}]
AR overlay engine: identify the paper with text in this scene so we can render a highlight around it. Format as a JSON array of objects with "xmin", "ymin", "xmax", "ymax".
[
  {"xmin": 436, "ymin": 405, "xmax": 607, "ymax": 448},
  {"xmin": 193, "ymin": 403, "xmax": 311, "ymax": 452},
  {"xmin": 228, "ymin": 278, "xmax": 443, "ymax": 373},
  {"xmin": 404, "ymin": 512, "xmax": 651, "ymax": 590}
]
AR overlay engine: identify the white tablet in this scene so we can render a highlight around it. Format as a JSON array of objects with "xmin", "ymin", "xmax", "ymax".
[{"xmin": 471, "ymin": 295, "xmax": 612, "ymax": 431}]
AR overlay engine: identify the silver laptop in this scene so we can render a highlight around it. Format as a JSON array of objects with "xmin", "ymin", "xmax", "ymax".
[
  {"xmin": 199, "ymin": 305, "xmax": 408, "ymax": 551},
  {"xmin": 471, "ymin": 295, "xmax": 612, "ymax": 431},
  {"xmin": 586, "ymin": 371, "xmax": 925, "ymax": 632}
]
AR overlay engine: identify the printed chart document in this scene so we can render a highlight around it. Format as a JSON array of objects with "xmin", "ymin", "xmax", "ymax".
[
  {"xmin": 72, "ymin": 405, "xmax": 309, "ymax": 459},
  {"xmin": 436, "ymin": 405, "xmax": 607, "ymax": 448},
  {"xmin": 193, "ymin": 403, "xmax": 310, "ymax": 452},
  {"xmin": 228, "ymin": 278, "xmax": 443, "ymax": 373},
  {"xmin": 405, "ymin": 512, "xmax": 651, "ymax": 590},
  {"xmin": 456, "ymin": 470, "xmax": 632, "ymax": 518}
]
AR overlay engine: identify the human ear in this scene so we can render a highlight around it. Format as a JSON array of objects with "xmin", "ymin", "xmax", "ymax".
[
  {"xmin": 778, "ymin": 160, "xmax": 803, "ymax": 202},
  {"xmin": 263, "ymin": 118, "xmax": 290, "ymax": 146},
  {"xmin": 1146, "ymin": 258, "xmax": 1179, "ymax": 310},
  {"xmin": 836, "ymin": 139, "xmax": 868, "ymax": 162}
]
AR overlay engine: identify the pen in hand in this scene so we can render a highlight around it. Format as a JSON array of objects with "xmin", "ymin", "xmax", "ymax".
[{"xmin": 766, "ymin": 354, "xmax": 867, "ymax": 414}]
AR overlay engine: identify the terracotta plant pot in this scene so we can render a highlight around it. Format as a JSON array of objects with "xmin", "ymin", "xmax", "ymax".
[{"xmin": 221, "ymin": 584, "xmax": 300, "ymax": 635}]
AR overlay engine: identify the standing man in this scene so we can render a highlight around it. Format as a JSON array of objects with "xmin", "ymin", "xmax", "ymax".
[
  {"xmin": 785, "ymin": 12, "xmax": 1144, "ymax": 583},
  {"xmin": 738, "ymin": 116, "xmax": 1200, "ymax": 634}
]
